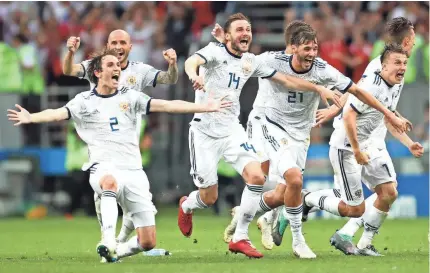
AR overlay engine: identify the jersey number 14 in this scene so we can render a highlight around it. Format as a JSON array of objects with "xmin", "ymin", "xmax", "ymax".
[{"xmin": 228, "ymin": 73, "xmax": 241, "ymax": 89}]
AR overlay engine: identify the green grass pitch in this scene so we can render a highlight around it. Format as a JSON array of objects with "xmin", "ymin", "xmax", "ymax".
[{"xmin": 0, "ymin": 209, "xmax": 428, "ymax": 273}]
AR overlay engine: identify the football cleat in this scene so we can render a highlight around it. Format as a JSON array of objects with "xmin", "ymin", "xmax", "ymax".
[
  {"xmin": 301, "ymin": 189, "xmax": 312, "ymax": 222},
  {"xmin": 223, "ymin": 206, "xmax": 238, "ymax": 243},
  {"xmin": 97, "ymin": 243, "xmax": 118, "ymax": 263},
  {"xmin": 293, "ymin": 241, "xmax": 316, "ymax": 259},
  {"xmin": 257, "ymin": 215, "xmax": 274, "ymax": 250},
  {"xmin": 178, "ymin": 196, "xmax": 193, "ymax": 237},
  {"xmin": 229, "ymin": 239, "xmax": 263, "ymax": 258},
  {"xmin": 330, "ymin": 231, "xmax": 358, "ymax": 255},
  {"xmin": 357, "ymin": 245, "xmax": 383, "ymax": 256},
  {"xmin": 272, "ymin": 209, "xmax": 289, "ymax": 246}
]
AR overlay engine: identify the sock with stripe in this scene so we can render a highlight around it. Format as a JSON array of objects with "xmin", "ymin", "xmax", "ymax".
[
  {"xmin": 357, "ymin": 204, "xmax": 388, "ymax": 249},
  {"xmin": 233, "ymin": 184, "xmax": 263, "ymax": 242},
  {"xmin": 283, "ymin": 205, "xmax": 305, "ymax": 244},
  {"xmin": 256, "ymin": 192, "xmax": 273, "ymax": 214},
  {"xmin": 308, "ymin": 188, "xmax": 340, "ymax": 213},
  {"xmin": 339, "ymin": 193, "xmax": 378, "ymax": 236},
  {"xmin": 116, "ymin": 215, "xmax": 135, "ymax": 243},
  {"xmin": 116, "ymin": 235, "xmax": 144, "ymax": 258},
  {"xmin": 305, "ymin": 191, "xmax": 341, "ymax": 216},
  {"xmin": 181, "ymin": 190, "xmax": 208, "ymax": 214},
  {"xmin": 101, "ymin": 190, "xmax": 118, "ymax": 243}
]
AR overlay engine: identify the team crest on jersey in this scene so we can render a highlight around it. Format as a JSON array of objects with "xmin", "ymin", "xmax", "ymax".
[
  {"xmin": 127, "ymin": 75, "xmax": 137, "ymax": 86},
  {"xmin": 119, "ymin": 102, "xmax": 130, "ymax": 112},
  {"xmin": 242, "ymin": 56, "xmax": 253, "ymax": 75},
  {"xmin": 355, "ymin": 189, "xmax": 362, "ymax": 198},
  {"xmin": 280, "ymin": 138, "xmax": 288, "ymax": 146}
]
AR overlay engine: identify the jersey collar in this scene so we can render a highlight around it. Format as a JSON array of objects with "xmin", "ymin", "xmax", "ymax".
[
  {"xmin": 92, "ymin": 87, "xmax": 119, "ymax": 98},
  {"xmin": 121, "ymin": 61, "xmax": 129, "ymax": 71},
  {"xmin": 223, "ymin": 43, "xmax": 242, "ymax": 59},
  {"xmin": 375, "ymin": 72, "xmax": 394, "ymax": 88},
  {"xmin": 289, "ymin": 54, "xmax": 313, "ymax": 74}
]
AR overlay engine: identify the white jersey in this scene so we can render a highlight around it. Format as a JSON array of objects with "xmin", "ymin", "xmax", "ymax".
[
  {"xmin": 79, "ymin": 60, "xmax": 160, "ymax": 91},
  {"xmin": 330, "ymin": 72, "xmax": 399, "ymax": 150},
  {"xmin": 65, "ymin": 87, "xmax": 152, "ymax": 170},
  {"xmin": 332, "ymin": 56, "xmax": 404, "ymax": 148},
  {"xmin": 190, "ymin": 42, "xmax": 276, "ymax": 138},
  {"xmin": 263, "ymin": 52, "xmax": 352, "ymax": 141},
  {"xmin": 253, "ymin": 51, "xmax": 284, "ymax": 114}
]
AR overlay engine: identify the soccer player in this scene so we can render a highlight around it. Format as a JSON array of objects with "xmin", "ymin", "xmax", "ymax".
[
  {"xmin": 7, "ymin": 50, "xmax": 232, "ymax": 263},
  {"xmin": 305, "ymin": 17, "xmax": 419, "ymax": 256},
  {"xmin": 62, "ymin": 29, "xmax": 178, "ymax": 247},
  {"xmin": 216, "ymin": 20, "xmax": 314, "ymax": 250},
  {"xmin": 213, "ymin": 21, "xmax": 408, "ymax": 258},
  {"xmin": 302, "ymin": 44, "xmax": 424, "ymax": 256},
  {"xmin": 177, "ymin": 13, "xmax": 342, "ymax": 259}
]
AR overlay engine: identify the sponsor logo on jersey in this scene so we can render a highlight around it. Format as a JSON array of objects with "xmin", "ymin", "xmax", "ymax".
[{"xmin": 119, "ymin": 102, "xmax": 130, "ymax": 112}]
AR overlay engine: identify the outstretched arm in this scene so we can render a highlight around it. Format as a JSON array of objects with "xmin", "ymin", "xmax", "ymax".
[
  {"xmin": 314, "ymin": 92, "xmax": 350, "ymax": 127},
  {"xmin": 343, "ymin": 106, "xmax": 369, "ymax": 165},
  {"xmin": 385, "ymin": 117, "xmax": 424, "ymax": 158},
  {"xmin": 7, "ymin": 104, "xmax": 69, "ymax": 125},
  {"xmin": 155, "ymin": 49, "xmax": 179, "ymax": 84},
  {"xmin": 347, "ymin": 84, "xmax": 406, "ymax": 133},
  {"xmin": 269, "ymin": 72, "xmax": 342, "ymax": 107},
  {"xmin": 149, "ymin": 96, "xmax": 232, "ymax": 114}
]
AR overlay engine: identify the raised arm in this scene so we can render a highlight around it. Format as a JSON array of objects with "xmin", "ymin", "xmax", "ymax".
[
  {"xmin": 384, "ymin": 117, "xmax": 424, "ymax": 158},
  {"xmin": 155, "ymin": 49, "xmax": 179, "ymax": 84},
  {"xmin": 315, "ymin": 92, "xmax": 350, "ymax": 127},
  {"xmin": 7, "ymin": 104, "xmax": 69, "ymax": 126},
  {"xmin": 184, "ymin": 54, "xmax": 206, "ymax": 90},
  {"xmin": 343, "ymin": 106, "xmax": 369, "ymax": 165},
  {"xmin": 347, "ymin": 83, "xmax": 406, "ymax": 133},
  {"xmin": 63, "ymin": 36, "xmax": 84, "ymax": 76},
  {"xmin": 269, "ymin": 72, "xmax": 342, "ymax": 107}
]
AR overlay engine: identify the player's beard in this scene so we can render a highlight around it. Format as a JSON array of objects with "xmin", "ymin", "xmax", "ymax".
[
  {"xmin": 232, "ymin": 39, "xmax": 249, "ymax": 54},
  {"xmin": 298, "ymin": 54, "xmax": 314, "ymax": 70}
]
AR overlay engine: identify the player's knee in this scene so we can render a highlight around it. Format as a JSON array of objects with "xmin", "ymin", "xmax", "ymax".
[
  {"xmin": 284, "ymin": 168, "xmax": 303, "ymax": 190},
  {"xmin": 380, "ymin": 187, "xmax": 398, "ymax": 205},
  {"xmin": 243, "ymin": 162, "xmax": 265, "ymax": 185},
  {"xmin": 99, "ymin": 175, "xmax": 117, "ymax": 191}
]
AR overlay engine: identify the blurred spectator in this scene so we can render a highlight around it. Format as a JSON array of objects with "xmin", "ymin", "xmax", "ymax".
[
  {"xmin": 347, "ymin": 30, "xmax": 372, "ymax": 83},
  {"xmin": 318, "ymin": 24, "xmax": 348, "ymax": 74},
  {"xmin": 164, "ymin": 2, "xmax": 194, "ymax": 60},
  {"xmin": 0, "ymin": 20, "xmax": 23, "ymax": 93},
  {"xmin": 140, "ymin": 117, "xmax": 153, "ymax": 172},
  {"xmin": 12, "ymin": 33, "xmax": 45, "ymax": 146},
  {"xmin": 125, "ymin": 5, "xmax": 156, "ymax": 63},
  {"xmin": 413, "ymin": 101, "xmax": 429, "ymax": 172}
]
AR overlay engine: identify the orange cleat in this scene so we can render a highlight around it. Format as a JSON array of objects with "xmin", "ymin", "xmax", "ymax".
[
  {"xmin": 178, "ymin": 196, "xmax": 193, "ymax": 237},
  {"xmin": 229, "ymin": 239, "xmax": 263, "ymax": 258}
]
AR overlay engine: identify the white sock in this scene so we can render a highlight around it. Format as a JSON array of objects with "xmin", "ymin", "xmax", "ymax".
[
  {"xmin": 101, "ymin": 190, "xmax": 118, "ymax": 243},
  {"xmin": 307, "ymin": 189, "xmax": 340, "ymax": 213},
  {"xmin": 233, "ymin": 184, "xmax": 263, "ymax": 242},
  {"xmin": 339, "ymin": 193, "xmax": 378, "ymax": 236},
  {"xmin": 305, "ymin": 191, "xmax": 341, "ymax": 216},
  {"xmin": 116, "ymin": 215, "xmax": 135, "ymax": 243},
  {"xmin": 357, "ymin": 205, "xmax": 388, "ymax": 249},
  {"xmin": 283, "ymin": 205, "xmax": 305, "ymax": 244},
  {"xmin": 262, "ymin": 207, "xmax": 277, "ymax": 224},
  {"xmin": 94, "ymin": 193, "xmax": 103, "ymax": 236},
  {"xmin": 116, "ymin": 235, "xmax": 144, "ymax": 258},
  {"xmin": 181, "ymin": 190, "xmax": 208, "ymax": 213},
  {"xmin": 257, "ymin": 192, "xmax": 272, "ymax": 214}
]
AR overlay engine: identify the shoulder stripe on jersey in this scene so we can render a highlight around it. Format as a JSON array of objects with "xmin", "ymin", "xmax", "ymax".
[
  {"xmin": 195, "ymin": 53, "xmax": 207, "ymax": 64},
  {"xmin": 120, "ymin": 86, "xmax": 129, "ymax": 94},
  {"xmin": 373, "ymin": 73, "xmax": 382, "ymax": 86},
  {"xmin": 274, "ymin": 56, "xmax": 290, "ymax": 62}
]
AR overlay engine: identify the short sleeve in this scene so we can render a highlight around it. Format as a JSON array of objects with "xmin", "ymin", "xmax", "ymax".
[
  {"xmin": 194, "ymin": 42, "xmax": 220, "ymax": 68},
  {"xmin": 135, "ymin": 92, "xmax": 152, "ymax": 115},
  {"xmin": 252, "ymin": 54, "xmax": 276, "ymax": 79},
  {"xmin": 320, "ymin": 62, "xmax": 353, "ymax": 93},
  {"xmin": 79, "ymin": 59, "xmax": 91, "ymax": 80},
  {"xmin": 139, "ymin": 64, "xmax": 161, "ymax": 89},
  {"xmin": 65, "ymin": 94, "xmax": 86, "ymax": 121},
  {"xmin": 349, "ymin": 78, "xmax": 383, "ymax": 114},
  {"xmin": 361, "ymin": 57, "xmax": 381, "ymax": 82}
]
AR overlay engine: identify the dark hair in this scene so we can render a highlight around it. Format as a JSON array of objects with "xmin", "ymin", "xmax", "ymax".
[
  {"xmin": 284, "ymin": 21, "xmax": 313, "ymax": 46},
  {"xmin": 291, "ymin": 30, "xmax": 317, "ymax": 46},
  {"xmin": 87, "ymin": 49, "xmax": 118, "ymax": 84},
  {"xmin": 223, "ymin": 13, "xmax": 251, "ymax": 33},
  {"xmin": 385, "ymin": 17, "xmax": 414, "ymax": 44},
  {"xmin": 380, "ymin": 43, "xmax": 408, "ymax": 63}
]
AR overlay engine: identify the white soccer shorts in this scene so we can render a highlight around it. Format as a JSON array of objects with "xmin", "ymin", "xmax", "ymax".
[
  {"xmin": 246, "ymin": 109, "xmax": 270, "ymax": 163},
  {"xmin": 329, "ymin": 146, "xmax": 397, "ymax": 206},
  {"xmin": 188, "ymin": 123, "xmax": 261, "ymax": 188},
  {"xmin": 88, "ymin": 162, "xmax": 157, "ymax": 228},
  {"xmin": 262, "ymin": 118, "xmax": 310, "ymax": 184}
]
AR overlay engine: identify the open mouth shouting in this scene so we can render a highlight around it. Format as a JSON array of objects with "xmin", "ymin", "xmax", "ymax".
[
  {"xmin": 395, "ymin": 71, "xmax": 405, "ymax": 81},
  {"xmin": 112, "ymin": 73, "xmax": 119, "ymax": 84},
  {"xmin": 239, "ymin": 37, "xmax": 250, "ymax": 47}
]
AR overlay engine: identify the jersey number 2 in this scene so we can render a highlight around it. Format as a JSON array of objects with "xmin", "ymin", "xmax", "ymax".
[
  {"xmin": 110, "ymin": 117, "xmax": 119, "ymax": 131},
  {"xmin": 228, "ymin": 73, "xmax": 241, "ymax": 89}
]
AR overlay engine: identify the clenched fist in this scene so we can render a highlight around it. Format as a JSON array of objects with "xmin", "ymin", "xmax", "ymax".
[
  {"xmin": 163, "ymin": 48, "xmax": 177, "ymax": 65},
  {"xmin": 67, "ymin": 36, "xmax": 80, "ymax": 53}
]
